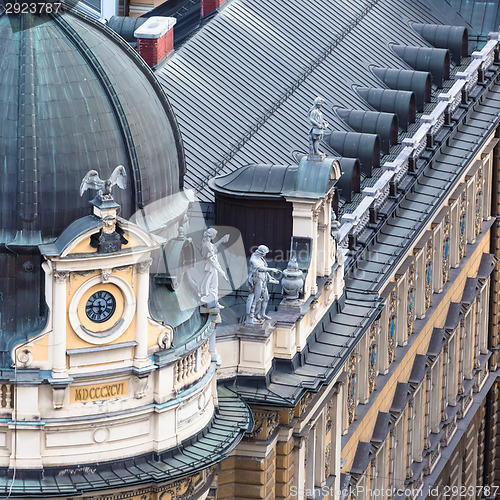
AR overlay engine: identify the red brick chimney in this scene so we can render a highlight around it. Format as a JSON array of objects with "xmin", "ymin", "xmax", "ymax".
[
  {"xmin": 134, "ymin": 17, "xmax": 177, "ymax": 67},
  {"xmin": 201, "ymin": 0, "xmax": 226, "ymax": 18}
]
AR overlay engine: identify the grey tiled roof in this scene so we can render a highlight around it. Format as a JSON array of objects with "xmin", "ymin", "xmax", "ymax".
[
  {"xmin": 345, "ymin": 80, "xmax": 500, "ymax": 293},
  {"xmin": 157, "ymin": 0, "xmax": 447, "ymax": 202},
  {"xmin": 225, "ymin": 66, "xmax": 500, "ymax": 407}
]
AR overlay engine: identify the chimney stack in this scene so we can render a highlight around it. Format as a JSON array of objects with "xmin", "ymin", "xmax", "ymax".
[
  {"xmin": 134, "ymin": 17, "xmax": 177, "ymax": 67},
  {"xmin": 201, "ymin": 0, "xmax": 226, "ymax": 18}
]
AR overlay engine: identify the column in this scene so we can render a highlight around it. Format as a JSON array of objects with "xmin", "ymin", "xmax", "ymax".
[
  {"xmin": 52, "ymin": 271, "xmax": 69, "ymax": 378},
  {"xmin": 134, "ymin": 258, "xmax": 152, "ymax": 367}
]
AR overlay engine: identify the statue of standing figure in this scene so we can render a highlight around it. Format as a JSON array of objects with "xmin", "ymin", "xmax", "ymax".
[
  {"xmin": 246, "ymin": 245, "xmax": 281, "ymax": 324},
  {"xmin": 308, "ymin": 97, "xmax": 328, "ymax": 156},
  {"xmin": 200, "ymin": 228, "xmax": 230, "ymax": 310}
]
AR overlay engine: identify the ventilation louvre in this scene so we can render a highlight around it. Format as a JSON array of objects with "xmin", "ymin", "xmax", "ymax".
[
  {"xmin": 357, "ymin": 87, "xmax": 416, "ymax": 131},
  {"xmin": 412, "ymin": 23, "xmax": 468, "ymax": 64},
  {"xmin": 372, "ymin": 68, "xmax": 431, "ymax": 112},
  {"xmin": 327, "ymin": 132, "xmax": 380, "ymax": 178},
  {"xmin": 392, "ymin": 45, "xmax": 450, "ymax": 87}
]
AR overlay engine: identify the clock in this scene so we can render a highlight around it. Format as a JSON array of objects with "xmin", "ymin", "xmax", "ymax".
[
  {"xmin": 85, "ymin": 290, "xmax": 116, "ymax": 323},
  {"xmin": 70, "ymin": 277, "xmax": 135, "ymax": 344}
]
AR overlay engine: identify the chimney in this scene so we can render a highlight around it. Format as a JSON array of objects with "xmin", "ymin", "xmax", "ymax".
[
  {"xmin": 201, "ymin": 0, "xmax": 226, "ymax": 18},
  {"xmin": 134, "ymin": 17, "xmax": 177, "ymax": 67}
]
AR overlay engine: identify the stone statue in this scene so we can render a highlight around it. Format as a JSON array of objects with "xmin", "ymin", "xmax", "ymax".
[
  {"xmin": 80, "ymin": 165, "xmax": 127, "ymax": 199},
  {"xmin": 308, "ymin": 97, "xmax": 328, "ymax": 156},
  {"xmin": 246, "ymin": 245, "xmax": 280, "ymax": 324},
  {"xmin": 200, "ymin": 228, "xmax": 230, "ymax": 310}
]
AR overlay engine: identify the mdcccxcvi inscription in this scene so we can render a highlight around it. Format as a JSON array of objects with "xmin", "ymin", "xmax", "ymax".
[{"xmin": 70, "ymin": 380, "xmax": 129, "ymax": 403}]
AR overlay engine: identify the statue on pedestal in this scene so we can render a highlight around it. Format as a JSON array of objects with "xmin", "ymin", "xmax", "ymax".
[
  {"xmin": 200, "ymin": 228, "xmax": 230, "ymax": 310},
  {"xmin": 246, "ymin": 245, "xmax": 281, "ymax": 324},
  {"xmin": 308, "ymin": 97, "xmax": 328, "ymax": 157}
]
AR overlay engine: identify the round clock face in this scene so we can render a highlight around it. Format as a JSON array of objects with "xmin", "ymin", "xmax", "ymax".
[{"xmin": 85, "ymin": 291, "xmax": 116, "ymax": 323}]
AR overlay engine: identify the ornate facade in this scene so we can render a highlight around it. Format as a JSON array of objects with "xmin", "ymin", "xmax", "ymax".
[{"xmin": 3, "ymin": 0, "xmax": 500, "ymax": 499}]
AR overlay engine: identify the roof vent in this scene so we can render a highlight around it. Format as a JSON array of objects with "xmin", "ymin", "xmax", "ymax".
[
  {"xmin": 336, "ymin": 109, "xmax": 398, "ymax": 154},
  {"xmin": 372, "ymin": 68, "xmax": 431, "ymax": 112},
  {"xmin": 327, "ymin": 132, "xmax": 380, "ymax": 178},
  {"xmin": 337, "ymin": 158, "xmax": 361, "ymax": 203},
  {"xmin": 392, "ymin": 45, "xmax": 450, "ymax": 87},
  {"xmin": 356, "ymin": 87, "xmax": 416, "ymax": 131},
  {"xmin": 107, "ymin": 16, "xmax": 147, "ymax": 43},
  {"xmin": 412, "ymin": 24, "xmax": 468, "ymax": 64}
]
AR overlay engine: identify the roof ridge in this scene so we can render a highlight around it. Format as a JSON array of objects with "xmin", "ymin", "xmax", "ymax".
[{"xmin": 191, "ymin": 0, "xmax": 383, "ymax": 192}]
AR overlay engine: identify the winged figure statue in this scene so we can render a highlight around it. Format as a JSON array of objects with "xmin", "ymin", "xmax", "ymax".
[{"xmin": 80, "ymin": 165, "xmax": 127, "ymax": 199}]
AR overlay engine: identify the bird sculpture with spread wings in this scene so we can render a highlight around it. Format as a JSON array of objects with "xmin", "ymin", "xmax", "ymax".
[{"xmin": 80, "ymin": 165, "xmax": 127, "ymax": 199}]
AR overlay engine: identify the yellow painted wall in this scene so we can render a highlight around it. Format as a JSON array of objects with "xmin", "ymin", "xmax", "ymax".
[{"xmin": 65, "ymin": 267, "xmax": 137, "ymax": 351}]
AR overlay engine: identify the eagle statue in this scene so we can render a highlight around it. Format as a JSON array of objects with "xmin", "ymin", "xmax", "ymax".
[{"xmin": 80, "ymin": 165, "xmax": 127, "ymax": 199}]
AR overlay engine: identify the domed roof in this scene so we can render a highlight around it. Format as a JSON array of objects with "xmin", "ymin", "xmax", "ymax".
[{"xmin": 0, "ymin": 6, "xmax": 185, "ymax": 244}]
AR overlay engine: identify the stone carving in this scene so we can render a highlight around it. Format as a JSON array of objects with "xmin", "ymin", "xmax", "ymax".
[
  {"xmin": 80, "ymin": 165, "xmax": 127, "ymax": 199},
  {"xmin": 52, "ymin": 387, "xmax": 66, "ymax": 410},
  {"xmin": 309, "ymin": 299, "xmax": 320, "ymax": 325},
  {"xmin": 443, "ymin": 214, "xmax": 450, "ymax": 284},
  {"xmin": 347, "ymin": 349, "xmax": 358, "ymax": 425},
  {"xmin": 133, "ymin": 375, "xmax": 148, "ymax": 399},
  {"xmin": 308, "ymin": 97, "xmax": 328, "ymax": 157},
  {"xmin": 16, "ymin": 348, "xmax": 33, "ymax": 368},
  {"xmin": 101, "ymin": 268, "xmax": 112, "ymax": 282},
  {"xmin": 425, "ymin": 236, "xmax": 433, "ymax": 311},
  {"xmin": 325, "ymin": 442, "xmax": 331, "ymax": 478},
  {"xmin": 388, "ymin": 290, "xmax": 397, "ymax": 364},
  {"xmin": 157, "ymin": 329, "xmax": 172, "ymax": 350},
  {"xmin": 281, "ymin": 256, "xmax": 304, "ymax": 301},
  {"xmin": 406, "ymin": 400, "xmax": 414, "ymax": 479},
  {"xmin": 323, "ymin": 279, "xmax": 335, "ymax": 306},
  {"xmin": 54, "ymin": 271, "xmax": 69, "ymax": 283},
  {"xmin": 424, "ymin": 445, "xmax": 441, "ymax": 475},
  {"xmin": 200, "ymin": 228, "xmax": 230, "ymax": 311},
  {"xmin": 407, "ymin": 261, "xmax": 416, "ymax": 337},
  {"xmin": 475, "ymin": 164, "xmax": 483, "ymax": 238},
  {"xmin": 459, "ymin": 191, "xmax": 466, "ymax": 259},
  {"xmin": 136, "ymin": 258, "xmax": 153, "ymax": 274},
  {"xmin": 300, "ymin": 391, "xmax": 314, "ymax": 416},
  {"xmin": 246, "ymin": 245, "xmax": 280, "ymax": 324},
  {"xmin": 246, "ymin": 419, "xmax": 264, "ymax": 440},
  {"xmin": 326, "ymin": 400, "xmax": 334, "ymax": 433},
  {"xmin": 368, "ymin": 322, "xmax": 378, "ymax": 394},
  {"xmin": 424, "ymin": 373, "xmax": 431, "ymax": 449}
]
